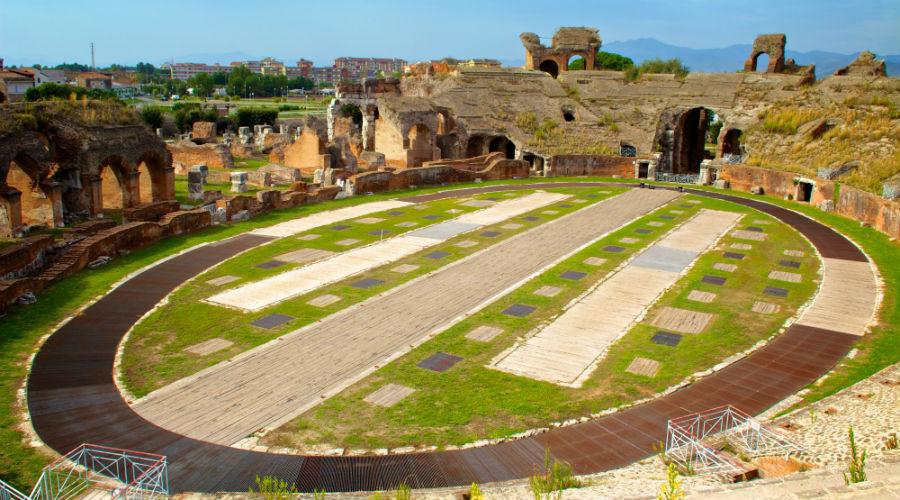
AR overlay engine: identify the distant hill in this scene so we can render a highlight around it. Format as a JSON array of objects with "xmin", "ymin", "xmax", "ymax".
[{"xmin": 602, "ymin": 38, "xmax": 898, "ymax": 78}]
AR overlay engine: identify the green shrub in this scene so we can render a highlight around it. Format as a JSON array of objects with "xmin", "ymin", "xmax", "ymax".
[
  {"xmin": 515, "ymin": 111, "xmax": 538, "ymax": 134},
  {"xmin": 529, "ymin": 450, "xmax": 581, "ymax": 500},
  {"xmin": 596, "ymin": 51, "xmax": 635, "ymax": 71},
  {"xmin": 657, "ymin": 462, "xmax": 685, "ymax": 500},
  {"xmin": 235, "ymin": 107, "xmax": 279, "ymax": 128},
  {"xmin": 625, "ymin": 58, "xmax": 690, "ymax": 81},
  {"xmin": 340, "ymin": 103, "xmax": 363, "ymax": 126},
  {"xmin": 139, "ymin": 105, "xmax": 163, "ymax": 130},
  {"xmin": 248, "ymin": 475, "xmax": 296, "ymax": 500},
  {"xmin": 844, "ymin": 426, "xmax": 868, "ymax": 484},
  {"xmin": 25, "ymin": 82, "xmax": 120, "ymax": 102}
]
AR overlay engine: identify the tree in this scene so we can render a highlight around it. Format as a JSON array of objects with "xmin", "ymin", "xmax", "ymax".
[
  {"xmin": 596, "ymin": 51, "xmax": 635, "ymax": 71},
  {"xmin": 25, "ymin": 82, "xmax": 120, "ymax": 102},
  {"xmin": 140, "ymin": 106, "xmax": 164, "ymax": 130},
  {"xmin": 188, "ymin": 72, "xmax": 215, "ymax": 98},
  {"xmin": 211, "ymin": 71, "xmax": 229, "ymax": 85}
]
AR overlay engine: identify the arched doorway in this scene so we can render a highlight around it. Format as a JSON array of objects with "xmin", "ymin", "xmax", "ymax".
[
  {"xmin": 539, "ymin": 60, "xmax": 559, "ymax": 79},
  {"xmin": 466, "ymin": 135, "xmax": 488, "ymax": 158},
  {"xmin": 567, "ymin": 55, "xmax": 587, "ymax": 70},
  {"xmin": 135, "ymin": 151, "xmax": 168, "ymax": 204},
  {"xmin": 753, "ymin": 53, "xmax": 770, "ymax": 73},
  {"xmin": 99, "ymin": 157, "xmax": 129, "ymax": 212},
  {"xmin": 720, "ymin": 129, "xmax": 743, "ymax": 158},
  {"xmin": 489, "ymin": 136, "xmax": 515, "ymax": 159},
  {"xmin": 406, "ymin": 123, "xmax": 433, "ymax": 167},
  {"xmin": 662, "ymin": 107, "xmax": 710, "ymax": 174},
  {"xmin": 620, "ymin": 143, "xmax": 637, "ymax": 157},
  {"xmin": 437, "ymin": 134, "xmax": 459, "ymax": 159},
  {"xmin": 4, "ymin": 154, "xmax": 56, "ymax": 227}
]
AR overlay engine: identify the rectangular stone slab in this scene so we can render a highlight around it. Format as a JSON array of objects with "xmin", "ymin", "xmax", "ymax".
[
  {"xmin": 369, "ymin": 229, "xmax": 392, "ymax": 237},
  {"xmin": 560, "ymin": 270, "xmax": 587, "ymax": 280},
  {"xmin": 752, "ymin": 301, "xmax": 780, "ymax": 314},
  {"xmin": 502, "ymin": 304, "xmax": 536, "ymax": 317},
  {"xmin": 330, "ymin": 224, "xmax": 351, "ymax": 231},
  {"xmin": 784, "ymin": 250, "xmax": 804, "ymax": 257},
  {"xmin": 391, "ymin": 264, "xmax": 420, "ymax": 274},
  {"xmin": 768, "ymin": 270, "xmax": 802, "ymax": 283},
  {"xmin": 465, "ymin": 325, "xmax": 504, "ymax": 342},
  {"xmin": 583, "ymin": 257, "xmax": 607, "ymax": 266},
  {"xmin": 335, "ymin": 238, "xmax": 360, "ymax": 247},
  {"xmin": 251, "ymin": 200, "xmax": 411, "ymax": 237},
  {"xmin": 425, "ymin": 251, "xmax": 450, "ymax": 259},
  {"xmin": 702, "ymin": 275, "xmax": 727, "ymax": 285},
  {"xmin": 454, "ymin": 240, "xmax": 478, "ymax": 248},
  {"xmin": 730, "ymin": 243, "xmax": 752, "ymax": 250},
  {"xmin": 779, "ymin": 260, "xmax": 801, "ymax": 268},
  {"xmin": 408, "ymin": 221, "xmax": 481, "ymax": 240},
  {"xmin": 364, "ymin": 384, "xmax": 415, "ymax": 408},
  {"xmin": 651, "ymin": 331, "xmax": 682, "ymax": 347},
  {"xmin": 185, "ymin": 338, "xmax": 234, "ymax": 356},
  {"xmin": 723, "ymin": 252, "xmax": 745, "ymax": 260},
  {"xmin": 355, "ymin": 217, "xmax": 385, "ymax": 224},
  {"xmin": 732, "ymin": 230, "xmax": 767, "ymax": 241},
  {"xmin": 650, "ymin": 306, "xmax": 715, "ymax": 334},
  {"xmin": 631, "ymin": 246, "xmax": 698, "ymax": 272},
  {"xmin": 603, "ymin": 245, "xmax": 625, "ymax": 253},
  {"xmin": 687, "ymin": 290, "xmax": 716, "ymax": 303},
  {"xmin": 307, "ymin": 294, "xmax": 341, "ymax": 307},
  {"xmin": 626, "ymin": 357, "xmax": 661, "ymax": 377},
  {"xmin": 297, "ymin": 234, "xmax": 321, "ymax": 241},
  {"xmin": 275, "ymin": 248, "xmax": 335, "ymax": 264},
  {"xmin": 351, "ymin": 278, "xmax": 384, "ymax": 289},
  {"xmin": 634, "ymin": 228, "xmax": 652, "ymax": 234},
  {"xmin": 207, "ymin": 275, "xmax": 239, "ymax": 286},
  {"xmin": 764, "ymin": 286, "xmax": 789, "ymax": 297},
  {"xmin": 417, "ymin": 352, "xmax": 463, "ymax": 372},
  {"xmin": 534, "ymin": 285, "xmax": 562, "ymax": 297},
  {"xmin": 256, "ymin": 260, "xmax": 286, "ymax": 269},
  {"xmin": 713, "ymin": 263, "xmax": 738, "ymax": 273},
  {"xmin": 251, "ymin": 313, "xmax": 295, "ymax": 329}
]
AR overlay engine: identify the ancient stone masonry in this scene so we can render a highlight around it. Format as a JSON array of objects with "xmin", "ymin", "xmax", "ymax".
[
  {"xmin": 521, "ymin": 27, "xmax": 601, "ymax": 78},
  {"xmin": 744, "ymin": 34, "xmax": 787, "ymax": 73},
  {"xmin": 835, "ymin": 51, "xmax": 888, "ymax": 77},
  {"xmin": 0, "ymin": 115, "xmax": 175, "ymax": 237}
]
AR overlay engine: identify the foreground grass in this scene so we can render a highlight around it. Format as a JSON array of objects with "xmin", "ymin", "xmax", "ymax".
[
  {"xmin": 264, "ymin": 195, "xmax": 817, "ymax": 450},
  {"xmin": 120, "ymin": 187, "xmax": 625, "ymax": 397}
]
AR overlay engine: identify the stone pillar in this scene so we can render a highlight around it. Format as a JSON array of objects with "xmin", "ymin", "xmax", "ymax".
[
  {"xmin": 326, "ymin": 99, "xmax": 339, "ymax": 142},
  {"xmin": 0, "ymin": 186, "xmax": 23, "ymax": 237},
  {"xmin": 279, "ymin": 124, "xmax": 289, "ymax": 135},
  {"xmin": 191, "ymin": 164, "xmax": 209, "ymax": 185},
  {"xmin": 362, "ymin": 112, "xmax": 376, "ymax": 151},
  {"xmin": 187, "ymin": 171, "xmax": 204, "ymax": 200},
  {"xmin": 161, "ymin": 167, "xmax": 176, "ymax": 201},
  {"xmin": 45, "ymin": 182, "xmax": 64, "ymax": 227},
  {"xmin": 85, "ymin": 175, "xmax": 103, "ymax": 216},
  {"xmin": 126, "ymin": 171, "xmax": 141, "ymax": 207},
  {"xmin": 698, "ymin": 159, "xmax": 714, "ymax": 185},
  {"xmin": 238, "ymin": 127, "xmax": 252, "ymax": 145},
  {"xmin": 647, "ymin": 153, "xmax": 661, "ymax": 180},
  {"xmin": 156, "ymin": 128, "xmax": 163, "ymax": 137},
  {"xmin": 230, "ymin": 171, "xmax": 248, "ymax": 193}
]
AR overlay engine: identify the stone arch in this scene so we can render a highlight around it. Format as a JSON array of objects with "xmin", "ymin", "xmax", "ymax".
[
  {"xmin": 3, "ymin": 153, "xmax": 58, "ymax": 228},
  {"xmin": 98, "ymin": 156, "xmax": 131, "ymax": 211},
  {"xmin": 620, "ymin": 143, "xmax": 637, "ymax": 157},
  {"xmin": 488, "ymin": 136, "xmax": 515, "ymax": 160},
  {"xmin": 719, "ymin": 128, "xmax": 743, "ymax": 158},
  {"xmin": 561, "ymin": 106, "xmax": 576, "ymax": 122},
  {"xmin": 743, "ymin": 34, "xmax": 786, "ymax": 73},
  {"xmin": 655, "ymin": 107, "xmax": 714, "ymax": 174},
  {"xmin": 539, "ymin": 60, "xmax": 560, "ymax": 79},
  {"xmin": 567, "ymin": 54, "xmax": 587, "ymax": 70},
  {"xmin": 465, "ymin": 135, "xmax": 489, "ymax": 158},
  {"xmin": 135, "ymin": 150, "xmax": 170, "ymax": 204},
  {"xmin": 437, "ymin": 133, "xmax": 459, "ymax": 160},
  {"xmin": 406, "ymin": 123, "xmax": 433, "ymax": 167},
  {"xmin": 436, "ymin": 110, "xmax": 455, "ymax": 135}
]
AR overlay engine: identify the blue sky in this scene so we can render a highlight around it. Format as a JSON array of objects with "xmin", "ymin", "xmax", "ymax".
[{"xmin": 2, "ymin": 0, "xmax": 899, "ymax": 67}]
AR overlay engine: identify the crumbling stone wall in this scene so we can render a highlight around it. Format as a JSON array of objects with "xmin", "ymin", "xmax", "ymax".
[
  {"xmin": 347, "ymin": 158, "xmax": 529, "ymax": 194},
  {"xmin": 744, "ymin": 34, "xmax": 786, "ymax": 73},
  {"xmin": 836, "ymin": 185, "xmax": 900, "ymax": 239},
  {"xmin": 281, "ymin": 129, "xmax": 331, "ymax": 175},
  {"xmin": 521, "ymin": 27, "xmax": 600, "ymax": 77},
  {"xmin": 835, "ymin": 51, "xmax": 888, "ymax": 77},
  {"xmin": 191, "ymin": 121, "xmax": 217, "ymax": 144},
  {"xmin": 168, "ymin": 140, "xmax": 234, "ymax": 169},
  {"xmin": 546, "ymin": 155, "xmax": 635, "ymax": 177}
]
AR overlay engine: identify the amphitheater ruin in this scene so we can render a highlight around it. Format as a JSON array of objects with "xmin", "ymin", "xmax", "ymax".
[{"xmin": 1, "ymin": 26, "xmax": 899, "ymax": 499}]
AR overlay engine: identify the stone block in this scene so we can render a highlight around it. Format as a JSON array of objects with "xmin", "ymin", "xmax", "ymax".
[
  {"xmin": 187, "ymin": 171, "xmax": 203, "ymax": 201},
  {"xmin": 230, "ymin": 171, "xmax": 248, "ymax": 193},
  {"xmin": 231, "ymin": 209, "xmax": 250, "ymax": 222}
]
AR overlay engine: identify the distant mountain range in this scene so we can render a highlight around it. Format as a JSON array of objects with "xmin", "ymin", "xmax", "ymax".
[
  {"xmin": 602, "ymin": 38, "xmax": 898, "ymax": 77},
  {"xmin": 173, "ymin": 39, "xmax": 898, "ymax": 78}
]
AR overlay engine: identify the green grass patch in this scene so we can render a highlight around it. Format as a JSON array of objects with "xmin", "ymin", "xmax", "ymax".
[
  {"xmin": 119, "ymin": 187, "xmax": 626, "ymax": 397},
  {"xmin": 263, "ymin": 195, "xmax": 817, "ymax": 450}
]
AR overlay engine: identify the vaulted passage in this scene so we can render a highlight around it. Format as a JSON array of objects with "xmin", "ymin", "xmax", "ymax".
[
  {"xmin": 489, "ymin": 135, "xmax": 516, "ymax": 159},
  {"xmin": 539, "ymin": 60, "xmax": 559, "ymax": 78},
  {"xmin": 4, "ymin": 155, "xmax": 57, "ymax": 227},
  {"xmin": 672, "ymin": 107, "xmax": 708, "ymax": 174}
]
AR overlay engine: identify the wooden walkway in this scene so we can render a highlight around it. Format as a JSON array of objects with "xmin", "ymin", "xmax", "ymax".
[
  {"xmin": 133, "ymin": 189, "xmax": 675, "ymax": 445},
  {"xmin": 492, "ymin": 209, "xmax": 741, "ymax": 386},
  {"xmin": 26, "ymin": 184, "xmax": 878, "ymax": 494}
]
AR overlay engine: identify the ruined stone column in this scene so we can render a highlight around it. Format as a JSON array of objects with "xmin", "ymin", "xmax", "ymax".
[
  {"xmin": 45, "ymin": 182, "xmax": 65, "ymax": 227},
  {"xmin": 191, "ymin": 164, "xmax": 209, "ymax": 185},
  {"xmin": 126, "ymin": 171, "xmax": 141, "ymax": 207},
  {"xmin": 84, "ymin": 175, "xmax": 103, "ymax": 216},
  {"xmin": 187, "ymin": 171, "xmax": 204, "ymax": 201},
  {"xmin": 362, "ymin": 113, "xmax": 376, "ymax": 151},
  {"xmin": 161, "ymin": 167, "xmax": 176, "ymax": 201},
  {"xmin": 326, "ymin": 99, "xmax": 339, "ymax": 142},
  {"xmin": 230, "ymin": 172, "xmax": 248, "ymax": 193},
  {"xmin": 0, "ymin": 186, "xmax": 23, "ymax": 237}
]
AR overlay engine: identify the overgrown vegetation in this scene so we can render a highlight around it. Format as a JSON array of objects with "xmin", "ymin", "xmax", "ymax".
[
  {"xmin": 526, "ymin": 117, "xmax": 615, "ymax": 155},
  {"xmin": 248, "ymin": 475, "xmax": 297, "ymax": 499},
  {"xmin": 0, "ymin": 99, "xmax": 140, "ymax": 135},
  {"xmin": 657, "ymin": 463, "xmax": 685, "ymax": 500},
  {"xmin": 235, "ymin": 107, "xmax": 279, "ymax": 128},
  {"xmin": 625, "ymin": 58, "xmax": 690, "ymax": 81},
  {"xmin": 139, "ymin": 105, "xmax": 164, "ymax": 130},
  {"xmin": 529, "ymin": 450, "xmax": 582, "ymax": 500},
  {"xmin": 568, "ymin": 51, "xmax": 635, "ymax": 71},
  {"xmin": 844, "ymin": 426, "xmax": 867, "ymax": 485},
  {"xmin": 744, "ymin": 99, "xmax": 900, "ymax": 193}
]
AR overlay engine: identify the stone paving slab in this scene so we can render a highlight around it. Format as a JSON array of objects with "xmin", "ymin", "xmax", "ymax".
[
  {"xmin": 454, "ymin": 240, "xmax": 478, "ymax": 248},
  {"xmin": 501, "ymin": 223, "xmax": 524, "ymax": 230},
  {"xmin": 395, "ymin": 221, "xmax": 418, "ymax": 228},
  {"xmin": 583, "ymin": 257, "xmax": 607, "ymax": 266},
  {"xmin": 687, "ymin": 290, "xmax": 717, "ymax": 303},
  {"xmin": 251, "ymin": 313, "xmax": 294, "ymax": 329},
  {"xmin": 307, "ymin": 294, "xmax": 341, "ymax": 307},
  {"xmin": 135, "ymin": 188, "xmax": 679, "ymax": 445},
  {"xmin": 445, "ymin": 209, "xmax": 462, "ymax": 214},
  {"xmin": 207, "ymin": 193, "xmax": 565, "ymax": 312},
  {"xmin": 651, "ymin": 331, "xmax": 682, "ymax": 347},
  {"xmin": 465, "ymin": 325, "xmax": 504, "ymax": 342},
  {"xmin": 702, "ymin": 275, "xmax": 727, "ymax": 285},
  {"xmin": 185, "ymin": 338, "xmax": 234, "ymax": 356},
  {"xmin": 732, "ymin": 229, "xmax": 768, "ymax": 241},
  {"xmin": 256, "ymin": 260, "xmax": 286, "ymax": 270},
  {"xmin": 492, "ymin": 209, "xmax": 740, "ymax": 387},
  {"xmin": 625, "ymin": 357, "xmax": 660, "ymax": 377},
  {"xmin": 335, "ymin": 238, "xmax": 361, "ymax": 247},
  {"xmin": 752, "ymin": 301, "xmax": 780, "ymax": 314},
  {"xmin": 207, "ymin": 275, "xmax": 240, "ymax": 286},
  {"xmin": 769, "ymin": 270, "xmax": 802, "ymax": 283},
  {"xmin": 390, "ymin": 264, "xmax": 420, "ymax": 274},
  {"xmin": 363, "ymin": 384, "xmax": 415, "ymax": 408},
  {"xmin": 647, "ymin": 221, "xmax": 665, "ymax": 227},
  {"xmin": 713, "ymin": 263, "xmax": 738, "ymax": 273},
  {"xmin": 650, "ymin": 306, "xmax": 715, "ymax": 334},
  {"xmin": 784, "ymin": 249, "xmax": 805, "ymax": 257},
  {"xmin": 460, "ymin": 199, "xmax": 495, "ymax": 207},
  {"xmin": 251, "ymin": 200, "xmax": 412, "ymax": 237},
  {"xmin": 417, "ymin": 352, "xmax": 463, "ymax": 372},
  {"xmin": 355, "ymin": 217, "xmax": 385, "ymax": 225},
  {"xmin": 730, "ymin": 243, "xmax": 753, "ymax": 250},
  {"xmin": 297, "ymin": 234, "xmax": 321, "ymax": 241},
  {"xmin": 275, "ymin": 248, "xmax": 335, "ymax": 264},
  {"xmin": 534, "ymin": 286, "xmax": 563, "ymax": 297},
  {"xmin": 619, "ymin": 237, "xmax": 640, "ymax": 244}
]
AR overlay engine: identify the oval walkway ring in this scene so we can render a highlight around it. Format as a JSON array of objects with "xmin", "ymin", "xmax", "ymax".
[{"xmin": 26, "ymin": 183, "xmax": 874, "ymax": 493}]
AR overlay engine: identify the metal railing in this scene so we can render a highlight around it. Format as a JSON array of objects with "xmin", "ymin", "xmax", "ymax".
[
  {"xmin": 665, "ymin": 405, "xmax": 803, "ymax": 475},
  {"xmin": 655, "ymin": 172, "xmax": 700, "ymax": 185},
  {"xmin": 2, "ymin": 444, "xmax": 169, "ymax": 500}
]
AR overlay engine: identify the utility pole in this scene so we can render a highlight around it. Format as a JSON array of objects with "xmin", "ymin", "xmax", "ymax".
[{"xmin": 91, "ymin": 42, "xmax": 95, "ymax": 70}]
